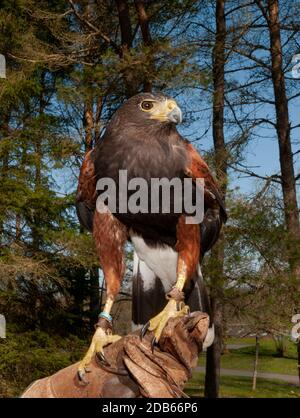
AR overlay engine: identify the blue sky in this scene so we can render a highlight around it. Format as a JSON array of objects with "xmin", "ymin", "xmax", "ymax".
[{"xmin": 176, "ymin": 80, "xmax": 300, "ymax": 199}]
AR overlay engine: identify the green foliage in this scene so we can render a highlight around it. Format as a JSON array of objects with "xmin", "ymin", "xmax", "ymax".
[{"xmin": 0, "ymin": 328, "xmax": 87, "ymax": 397}]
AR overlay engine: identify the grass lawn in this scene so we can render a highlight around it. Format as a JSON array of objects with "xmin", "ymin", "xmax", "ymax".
[
  {"xmin": 226, "ymin": 336, "xmax": 297, "ymax": 359},
  {"xmin": 185, "ymin": 373, "xmax": 300, "ymax": 398},
  {"xmin": 198, "ymin": 337, "xmax": 299, "ymax": 376}
]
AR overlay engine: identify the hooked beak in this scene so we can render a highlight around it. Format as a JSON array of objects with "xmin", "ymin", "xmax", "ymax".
[
  {"xmin": 149, "ymin": 98, "xmax": 183, "ymax": 124},
  {"xmin": 167, "ymin": 106, "xmax": 182, "ymax": 124}
]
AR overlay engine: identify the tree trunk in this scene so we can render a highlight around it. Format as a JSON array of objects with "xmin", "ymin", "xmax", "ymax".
[
  {"xmin": 32, "ymin": 73, "xmax": 46, "ymax": 251},
  {"xmin": 83, "ymin": 99, "xmax": 94, "ymax": 150},
  {"xmin": 89, "ymin": 267, "xmax": 100, "ymax": 329},
  {"xmin": 252, "ymin": 335, "xmax": 260, "ymax": 390},
  {"xmin": 297, "ymin": 340, "xmax": 300, "ymax": 384},
  {"xmin": 134, "ymin": 0, "xmax": 152, "ymax": 92},
  {"xmin": 0, "ymin": 112, "xmax": 10, "ymax": 238},
  {"xmin": 211, "ymin": 0, "xmax": 227, "ymax": 191},
  {"xmin": 82, "ymin": 78, "xmax": 100, "ymax": 328},
  {"xmin": 204, "ymin": 0, "xmax": 227, "ymax": 399},
  {"xmin": 205, "ymin": 295, "xmax": 223, "ymax": 397},
  {"xmin": 116, "ymin": 0, "xmax": 133, "ymax": 52},
  {"xmin": 266, "ymin": 0, "xmax": 300, "ymax": 383},
  {"xmin": 273, "ymin": 334, "xmax": 285, "ymax": 357},
  {"xmin": 94, "ymin": 97, "xmax": 103, "ymax": 144},
  {"xmin": 115, "ymin": 0, "xmax": 136, "ymax": 97},
  {"xmin": 267, "ymin": 0, "xmax": 300, "ymax": 270}
]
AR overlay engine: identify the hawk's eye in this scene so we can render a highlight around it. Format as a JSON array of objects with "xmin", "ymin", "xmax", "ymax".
[{"xmin": 141, "ymin": 101, "xmax": 154, "ymax": 111}]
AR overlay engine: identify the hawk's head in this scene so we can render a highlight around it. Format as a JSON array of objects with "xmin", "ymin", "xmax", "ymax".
[{"xmin": 110, "ymin": 92, "xmax": 182, "ymax": 128}]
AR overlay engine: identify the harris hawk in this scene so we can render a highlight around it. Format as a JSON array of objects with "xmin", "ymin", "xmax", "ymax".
[{"xmin": 76, "ymin": 92, "xmax": 227, "ymax": 382}]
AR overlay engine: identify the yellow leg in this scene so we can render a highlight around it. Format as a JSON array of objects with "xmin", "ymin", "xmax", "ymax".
[
  {"xmin": 104, "ymin": 295, "xmax": 113, "ymax": 314},
  {"xmin": 176, "ymin": 256, "xmax": 188, "ymax": 291},
  {"xmin": 146, "ymin": 266, "xmax": 189, "ymax": 343},
  {"xmin": 77, "ymin": 295, "xmax": 121, "ymax": 383}
]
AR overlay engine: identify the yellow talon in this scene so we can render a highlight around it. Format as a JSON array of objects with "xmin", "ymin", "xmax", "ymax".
[
  {"xmin": 148, "ymin": 298, "xmax": 189, "ymax": 342},
  {"xmin": 77, "ymin": 327, "xmax": 121, "ymax": 382}
]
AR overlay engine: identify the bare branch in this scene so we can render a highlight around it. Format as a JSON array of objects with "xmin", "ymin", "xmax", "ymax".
[
  {"xmin": 229, "ymin": 162, "xmax": 282, "ymax": 184},
  {"xmin": 68, "ymin": 0, "xmax": 120, "ymax": 54}
]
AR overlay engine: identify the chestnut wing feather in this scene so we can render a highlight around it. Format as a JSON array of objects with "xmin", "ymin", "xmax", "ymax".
[
  {"xmin": 76, "ymin": 150, "xmax": 97, "ymax": 232},
  {"xmin": 184, "ymin": 141, "xmax": 227, "ymax": 223}
]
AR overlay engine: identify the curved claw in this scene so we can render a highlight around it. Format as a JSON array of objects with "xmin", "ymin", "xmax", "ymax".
[
  {"xmin": 145, "ymin": 298, "xmax": 190, "ymax": 344},
  {"xmin": 96, "ymin": 350, "xmax": 111, "ymax": 367},
  {"xmin": 140, "ymin": 321, "xmax": 150, "ymax": 340},
  {"xmin": 77, "ymin": 369, "xmax": 90, "ymax": 385},
  {"xmin": 151, "ymin": 336, "xmax": 156, "ymax": 353}
]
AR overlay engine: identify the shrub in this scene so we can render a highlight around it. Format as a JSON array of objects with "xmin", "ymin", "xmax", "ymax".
[{"xmin": 0, "ymin": 329, "xmax": 87, "ymax": 397}]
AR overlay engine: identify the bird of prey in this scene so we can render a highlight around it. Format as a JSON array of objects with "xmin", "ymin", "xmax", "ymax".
[{"xmin": 76, "ymin": 92, "xmax": 227, "ymax": 382}]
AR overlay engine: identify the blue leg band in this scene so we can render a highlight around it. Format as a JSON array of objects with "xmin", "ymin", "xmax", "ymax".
[{"xmin": 98, "ymin": 312, "xmax": 112, "ymax": 322}]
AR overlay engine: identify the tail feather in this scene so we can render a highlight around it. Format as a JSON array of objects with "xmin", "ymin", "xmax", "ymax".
[
  {"xmin": 185, "ymin": 266, "xmax": 211, "ymax": 319},
  {"xmin": 132, "ymin": 252, "xmax": 214, "ymax": 348},
  {"xmin": 132, "ymin": 252, "xmax": 165, "ymax": 327},
  {"xmin": 132, "ymin": 253, "xmax": 213, "ymax": 343}
]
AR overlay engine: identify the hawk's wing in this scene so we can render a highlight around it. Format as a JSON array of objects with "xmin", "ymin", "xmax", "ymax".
[
  {"xmin": 76, "ymin": 149, "xmax": 97, "ymax": 232},
  {"xmin": 183, "ymin": 140, "xmax": 227, "ymax": 223},
  {"xmin": 183, "ymin": 140, "xmax": 227, "ymax": 256}
]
